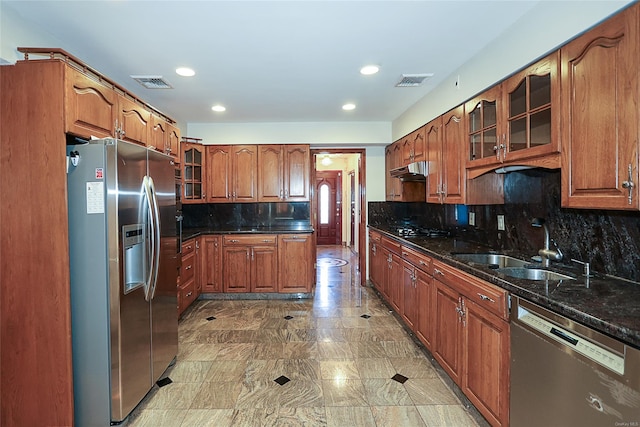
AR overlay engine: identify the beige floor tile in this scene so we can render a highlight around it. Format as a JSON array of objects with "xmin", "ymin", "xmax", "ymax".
[
  {"xmin": 350, "ymin": 340, "xmax": 387, "ymax": 358},
  {"xmin": 190, "ymin": 381, "xmax": 242, "ymax": 409},
  {"xmin": 355, "ymin": 357, "xmax": 396, "ymax": 379},
  {"xmin": 168, "ymin": 361, "xmax": 213, "ymax": 383},
  {"xmin": 316, "ymin": 328, "xmax": 347, "ymax": 343},
  {"xmin": 321, "ymin": 379, "xmax": 369, "ymax": 407},
  {"xmin": 180, "ymin": 343, "xmax": 221, "ymax": 361},
  {"xmin": 143, "ymin": 383, "xmax": 204, "ymax": 409},
  {"xmin": 236, "ymin": 379, "xmax": 324, "ymax": 409},
  {"xmin": 404, "ymin": 378, "xmax": 460, "ymax": 405},
  {"xmin": 371, "ymin": 405, "xmax": 428, "ymax": 426},
  {"xmin": 273, "ymin": 407, "xmax": 327, "ymax": 426},
  {"xmin": 212, "ymin": 343, "xmax": 256, "ymax": 360},
  {"xmin": 282, "ymin": 341, "xmax": 319, "ymax": 359},
  {"xmin": 318, "ymin": 341, "xmax": 354, "ymax": 359},
  {"xmin": 244, "ymin": 359, "xmax": 281, "ymax": 381},
  {"xmin": 203, "ymin": 360, "xmax": 246, "ymax": 382},
  {"xmin": 276, "ymin": 358, "xmax": 321, "ymax": 380},
  {"xmin": 179, "ymin": 409, "xmax": 234, "ymax": 427},
  {"xmin": 390, "ymin": 357, "xmax": 439, "ymax": 379},
  {"xmin": 362, "ymin": 378, "xmax": 414, "ymax": 406},
  {"xmin": 326, "ymin": 406, "xmax": 376, "ymax": 427},
  {"xmin": 319, "ymin": 359, "xmax": 360, "ymax": 380},
  {"xmin": 252, "ymin": 342, "xmax": 286, "ymax": 359},
  {"xmin": 381, "ymin": 340, "xmax": 425, "ymax": 358},
  {"xmin": 417, "ymin": 404, "xmax": 480, "ymax": 427},
  {"xmin": 126, "ymin": 409, "xmax": 187, "ymax": 427}
]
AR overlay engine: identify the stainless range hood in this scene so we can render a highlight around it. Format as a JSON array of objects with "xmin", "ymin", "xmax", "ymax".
[{"xmin": 390, "ymin": 161, "xmax": 427, "ymax": 181}]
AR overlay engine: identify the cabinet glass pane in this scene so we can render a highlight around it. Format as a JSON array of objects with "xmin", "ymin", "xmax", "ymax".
[
  {"xmin": 509, "ymin": 80, "xmax": 526, "ymax": 117},
  {"xmin": 482, "ymin": 129, "xmax": 497, "ymax": 159},
  {"xmin": 185, "ymin": 149, "xmax": 193, "ymax": 164},
  {"xmin": 193, "ymin": 166, "xmax": 201, "ymax": 181},
  {"xmin": 193, "ymin": 183, "xmax": 201, "ymax": 197},
  {"xmin": 194, "ymin": 149, "xmax": 202, "ymax": 164},
  {"xmin": 185, "ymin": 165, "xmax": 193, "ymax": 180},
  {"xmin": 469, "ymin": 104, "xmax": 481, "ymax": 133},
  {"xmin": 530, "ymin": 109, "xmax": 551, "ymax": 147},
  {"xmin": 320, "ymin": 184, "xmax": 329, "ymax": 224},
  {"xmin": 470, "ymin": 134, "xmax": 481, "ymax": 160},
  {"xmin": 509, "ymin": 118, "xmax": 527, "ymax": 151},
  {"xmin": 185, "ymin": 183, "xmax": 194, "ymax": 198},
  {"xmin": 482, "ymin": 101, "xmax": 497, "ymax": 128},
  {"xmin": 530, "ymin": 74, "xmax": 551, "ymax": 110}
]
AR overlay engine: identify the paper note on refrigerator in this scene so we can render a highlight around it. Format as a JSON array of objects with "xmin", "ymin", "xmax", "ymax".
[{"xmin": 86, "ymin": 182, "xmax": 104, "ymax": 214}]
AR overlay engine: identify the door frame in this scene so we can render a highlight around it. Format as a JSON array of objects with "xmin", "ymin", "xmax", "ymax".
[{"xmin": 310, "ymin": 148, "xmax": 366, "ymax": 284}]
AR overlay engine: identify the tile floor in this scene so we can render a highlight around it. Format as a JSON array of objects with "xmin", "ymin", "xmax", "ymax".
[{"xmin": 127, "ymin": 246, "xmax": 484, "ymax": 427}]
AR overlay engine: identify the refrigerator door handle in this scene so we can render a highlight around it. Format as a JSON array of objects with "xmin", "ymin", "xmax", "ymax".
[
  {"xmin": 148, "ymin": 176, "xmax": 161, "ymax": 300},
  {"xmin": 142, "ymin": 176, "xmax": 155, "ymax": 301}
]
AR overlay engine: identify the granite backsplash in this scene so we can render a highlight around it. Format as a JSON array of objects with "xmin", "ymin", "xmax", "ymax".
[
  {"xmin": 183, "ymin": 202, "xmax": 311, "ymax": 229},
  {"xmin": 369, "ymin": 169, "xmax": 640, "ymax": 283}
]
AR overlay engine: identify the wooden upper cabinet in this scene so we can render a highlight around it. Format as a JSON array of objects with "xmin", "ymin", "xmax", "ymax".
[
  {"xmin": 231, "ymin": 145, "xmax": 258, "ymax": 202},
  {"xmin": 465, "ymin": 85, "xmax": 503, "ymax": 171},
  {"xmin": 149, "ymin": 114, "xmax": 167, "ymax": 153},
  {"xmin": 117, "ymin": 95, "xmax": 151, "ymax": 146},
  {"xmin": 502, "ymin": 51, "xmax": 560, "ymax": 164},
  {"xmin": 181, "ymin": 142, "xmax": 206, "ymax": 203},
  {"xmin": 441, "ymin": 105, "xmax": 466, "ymax": 204},
  {"xmin": 401, "ymin": 135, "xmax": 413, "ymax": 165},
  {"xmin": 561, "ymin": 3, "xmax": 639, "ymax": 210},
  {"xmin": 206, "ymin": 145, "xmax": 231, "ymax": 202},
  {"xmin": 167, "ymin": 123, "xmax": 181, "ymax": 162},
  {"xmin": 401, "ymin": 128, "xmax": 426, "ymax": 165},
  {"xmin": 284, "ymin": 145, "xmax": 310, "ymax": 201},
  {"xmin": 425, "ymin": 117, "xmax": 443, "ymax": 203},
  {"xmin": 258, "ymin": 145, "xmax": 284, "ymax": 202},
  {"xmin": 385, "ymin": 144, "xmax": 395, "ymax": 201},
  {"xmin": 64, "ymin": 67, "xmax": 117, "ymax": 138}
]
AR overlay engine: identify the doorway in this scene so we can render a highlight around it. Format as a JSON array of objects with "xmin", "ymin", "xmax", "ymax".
[
  {"xmin": 315, "ymin": 171, "xmax": 342, "ymax": 245},
  {"xmin": 311, "ymin": 149, "xmax": 366, "ymax": 284}
]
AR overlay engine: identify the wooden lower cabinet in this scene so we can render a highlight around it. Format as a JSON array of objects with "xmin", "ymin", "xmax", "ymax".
[
  {"xmin": 401, "ymin": 260, "xmax": 418, "ymax": 330},
  {"xmin": 179, "ymin": 240, "xmax": 198, "ymax": 316},
  {"xmin": 278, "ymin": 234, "xmax": 314, "ymax": 292},
  {"xmin": 222, "ymin": 235, "xmax": 278, "ymax": 293},
  {"xmin": 414, "ymin": 269, "xmax": 434, "ymax": 349},
  {"xmin": 201, "ymin": 235, "xmax": 222, "ymax": 293},
  {"xmin": 463, "ymin": 300, "xmax": 510, "ymax": 427},
  {"xmin": 433, "ymin": 280, "xmax": 464, "ymax": 385}
]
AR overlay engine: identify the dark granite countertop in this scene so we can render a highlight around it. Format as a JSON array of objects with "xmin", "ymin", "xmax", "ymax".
[
  {"xmin": 183, "ymin": 225, "xmax": 314, "ymax": 240},
  {"xmin": 369, "ymin": 225, "xmax": 640, "ymax": 349}
]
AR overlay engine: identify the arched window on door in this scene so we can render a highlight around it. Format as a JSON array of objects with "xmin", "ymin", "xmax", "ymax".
[{"xmin": 319, "ymin": 183, "xmax": 329, "ymax": 224}]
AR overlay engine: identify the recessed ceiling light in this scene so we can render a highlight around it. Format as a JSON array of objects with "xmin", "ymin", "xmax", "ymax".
[
  {"xmin": 342, "ymin": 103, "xmax": 356, "ymax": 111},
  {"xmin": 211, "ymin": 105, "xmax": 226, "ymax": 112},
  {"xmin": 175, "ymin": 67, "xmax": 195, "ymax": 77},
  {"xmin": 360, "ymin": 65, "xmax": 379, "ymax": 75}
]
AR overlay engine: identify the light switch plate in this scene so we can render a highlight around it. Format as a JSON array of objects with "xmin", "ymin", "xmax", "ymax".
[
  {"xmin": 497, "ymin": 215, "xmax": 505, "ymax": 231},
  {"xmin": 468, "ymin": 212, "xmax": 476, "ymax": 226}
]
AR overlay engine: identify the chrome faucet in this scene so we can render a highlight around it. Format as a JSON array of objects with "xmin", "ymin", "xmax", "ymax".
[{"xmin": 531, "ymin": 218, "xmax": 563, "ymax": 267}]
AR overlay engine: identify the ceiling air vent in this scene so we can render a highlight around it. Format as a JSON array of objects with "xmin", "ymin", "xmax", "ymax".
[
  {"xmin": 395, "ymin": 73, "xmax": 434, "ymax": 87},
  {"xmin": 131, "ymin": 75, "xmax": 173, "ymax": 89}
]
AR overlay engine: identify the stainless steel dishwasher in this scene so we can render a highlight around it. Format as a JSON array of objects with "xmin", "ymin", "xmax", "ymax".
[{"xmin": 510, "ymin": 296, "xmax": 640, "ymax": 427}]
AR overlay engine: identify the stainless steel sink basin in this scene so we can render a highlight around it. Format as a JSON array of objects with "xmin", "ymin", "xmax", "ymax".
[
  {"xmin": 453, "ymin": 253, "xmax": 531, "ymax": 268},
  {"xmin": 496, "ymin": 267, "xmax": 574, "ymax": 281}
]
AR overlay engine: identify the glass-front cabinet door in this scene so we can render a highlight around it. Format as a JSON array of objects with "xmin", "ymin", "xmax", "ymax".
[
  {"xmin": 182, "ymin": 140, "xmax": 206, "ymax": 203},
  {"xmin": 465, "ymin": 85, "xmax": 502, "ymax": 169},
  {"xmin": 502, "ymin": 51, "xmax": 560, "ymax": 162}
]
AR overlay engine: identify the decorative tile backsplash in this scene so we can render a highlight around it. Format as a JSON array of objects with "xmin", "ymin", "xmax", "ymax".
[{"xmin": 369, "ymin": 169, "xmax": 640, "ymax": 282}]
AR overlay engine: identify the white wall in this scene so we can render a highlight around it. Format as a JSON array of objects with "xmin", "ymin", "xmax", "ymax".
[{"xmin": 392, "ymin": 0, "xmax": 634, "ymax": 140}]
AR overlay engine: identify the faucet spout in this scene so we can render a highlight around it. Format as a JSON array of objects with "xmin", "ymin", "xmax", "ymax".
[{"xmin": 531, "ymin": 218, "xmax": 562, "ymax": 267}]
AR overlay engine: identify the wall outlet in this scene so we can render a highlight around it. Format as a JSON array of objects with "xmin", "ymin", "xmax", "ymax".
[
  {"xmin": 497, "ymin": 215, "xmax": 505, "ymax": 231},
  {"xmin": 468, "ymin": 212, "xmax": 475, "ymax": 226}
]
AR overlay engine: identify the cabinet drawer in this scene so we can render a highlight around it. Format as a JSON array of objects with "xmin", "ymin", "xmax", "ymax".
[
  {"xmin": 381, "ymin": 236, "xmax": 402, "ymax": 255},
  {"xmin": 432, "ymin": 260, "xmax": 508, "ymax": 320},
  {"xmin": 181, "ymin": 252, "xmax": 195, "ymax": 283},
  {"xmin": 223, "ymin": 234, "xmax": 277, "ymax": 246},
  {"xmin": 182, "ymin": 239, "xmax": 196, "ymax": 256},
  {"xmin": 369, "ymin": 230, "xmax": 382, "ymax": 244},
  {"xmin": 180, "ymin": 279, "xmax": 197, "ymax": 309},
  {"xmin": 401, "ymin": 246, "xmax": 432, "ymax": 274}
]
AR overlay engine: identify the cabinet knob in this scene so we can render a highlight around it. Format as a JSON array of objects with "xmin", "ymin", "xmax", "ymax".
[
  {"xmin": 434, "ymin": 268, "xmax": 444, "ymax": 276},
  {"xmin": 477, "ymin": 293, "xmax": 495, "ymax": 303}
]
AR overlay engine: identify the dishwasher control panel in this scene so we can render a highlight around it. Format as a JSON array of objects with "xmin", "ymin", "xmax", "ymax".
[{"xmin": 518, "ymin": 306, "xmax": 625, "ymax": 375}]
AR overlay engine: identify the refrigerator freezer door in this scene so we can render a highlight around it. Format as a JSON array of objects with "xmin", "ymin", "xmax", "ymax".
[{"xmin": 147, "ymin": 149, "xmax": 178, "ymax": 383}]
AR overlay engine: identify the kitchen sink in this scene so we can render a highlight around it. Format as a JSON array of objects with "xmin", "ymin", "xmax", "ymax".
[
  {"xmin": 453, "ymin": 253, "xmax": 531, "ymax": 268},
  {"xmin": 496, "ymin": 267, "xmax": 574, "ymax": 281}
]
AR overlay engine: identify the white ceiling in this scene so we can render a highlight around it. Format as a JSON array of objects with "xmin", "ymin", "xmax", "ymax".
[{"xmin": 2, "ymin": 1, "xmax": 540, "ymax": 126}]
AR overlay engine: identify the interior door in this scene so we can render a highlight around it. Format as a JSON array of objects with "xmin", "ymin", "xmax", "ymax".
[{"xmin": 316, "ymin": 170, "xmax": 341, "ymax": 245}]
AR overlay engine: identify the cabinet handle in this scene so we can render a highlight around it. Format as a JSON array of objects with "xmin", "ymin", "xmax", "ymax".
[
  {"xmin": 230, "ymin": 239, "xmax": 239, "ymax": 243},
  {"xmin": 246, "ymin": 250, "xmax": 249, "ymax": 260},
  {"xmin": 280, "ymin": 189, "xmax": 284, "ymax": 200},
  {"xmin": 289, "ymin": 236, "xmax": 298, "ymax": 240},
  {"xmin": 185, "ymin": 265, "xmax": 192, "ymax": 270},
  {"xmin": 186, "ymin": 291, "xmax": 192, "ymax": 297},
  {"xmin": 493, "ymin": 145, "xmax": 500, "ymax": 161},
  {"xmin": 501, "ymin": 135, "xmax": 507, "ymax": 160},
  {"xmin": 622, "ymin": 164, "xmax": 635, "ymax": 205},
  {"xmin": 434, "ymin": 268, "xmax": 444, "ymax": 276},
  {"xmin": 477, "ymin": 293, "xmax": 496, "ymax": 303},
  {"xmin": 418, "ymin": 260, "xmax": 427, "ymax": 266},
  {"xmin": 402, "ymin": 252, "xmax": 408, "ymax": 257}
]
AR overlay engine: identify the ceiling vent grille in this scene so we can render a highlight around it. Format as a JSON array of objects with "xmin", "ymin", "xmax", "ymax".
[
  {"xmin": 131, "ymin": 75, "xmax": 173, "ymax": 89},
  {"xmin": 395, "ymin": 73, "xmax": 434, "ymax": 87}
]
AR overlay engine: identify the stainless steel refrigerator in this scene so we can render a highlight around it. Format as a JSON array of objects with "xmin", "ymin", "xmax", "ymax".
[{"xmin": 67, "ymin": 138, "xmax": 178, "ymax": 426}]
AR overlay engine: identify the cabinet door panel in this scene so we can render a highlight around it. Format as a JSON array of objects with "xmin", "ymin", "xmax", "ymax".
[
  {"xmin": 425, "ymin": 118, "xmax": 443, "ymax": 203},
  {"xmin": 464, "ymin": 300, "xmax": 510, "ymax": 427},
  {"xmin": 201, "ymin": 236, "xmax": 222, "ymax": 293},
  {"xmin": 232, "ymin": 145, "xmax": 257, "ymax": 202},
  {"xmin": 284, "ymin": 145, "xmax": 310, "ymax": 201},
  {"xmin": 258, "ymin": 145, "xmax": 283, "ymax": 202},
  {"xmin": 150, "ymin": 115, "xmax": 166, "ymax": 153},
  {"xmin": 223, "ymin": 247, "xmax": 250, "ymax": 292},
  {"xmin": 278, "ymin": 235, "xmax": 313, "ymax": 293},
  {"xmin": 167, "ymin": 124, "xmax": 180, "ymax": 162},
  {"xmin": 433, "ymin": 281, "xmax": 462, "ymax": 384},
  {"xmin": 401, "ymin": 262, "xmax": 417, "ymax": 330},
  {"xmin": 118, "ymin": 96, "xmax": 150, "ymax": 146},
  {"xmin": 207, "ymin": 146, "xmax": 231, "ymax": 202},
  {"xmin": 65, "ymin": 69, "xmax": 116, "ymax": 138},
  {"xmin": 415, "ymin": 270, "xmax": 433, "ymax": 349},
  {"xmin": 251, "ymin": 246, "xmax": 277, "ymax": 292},
  {"xmin": 561, "ymin": 5, "xmax": 639, "ymax": 209},
  {"xmin": 389, "ymin": 253, "xmax": 403, "ymax": 313},
  {"xmin": 442, "ymin": 105, "xmax": 465, "ymax": 204}
]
